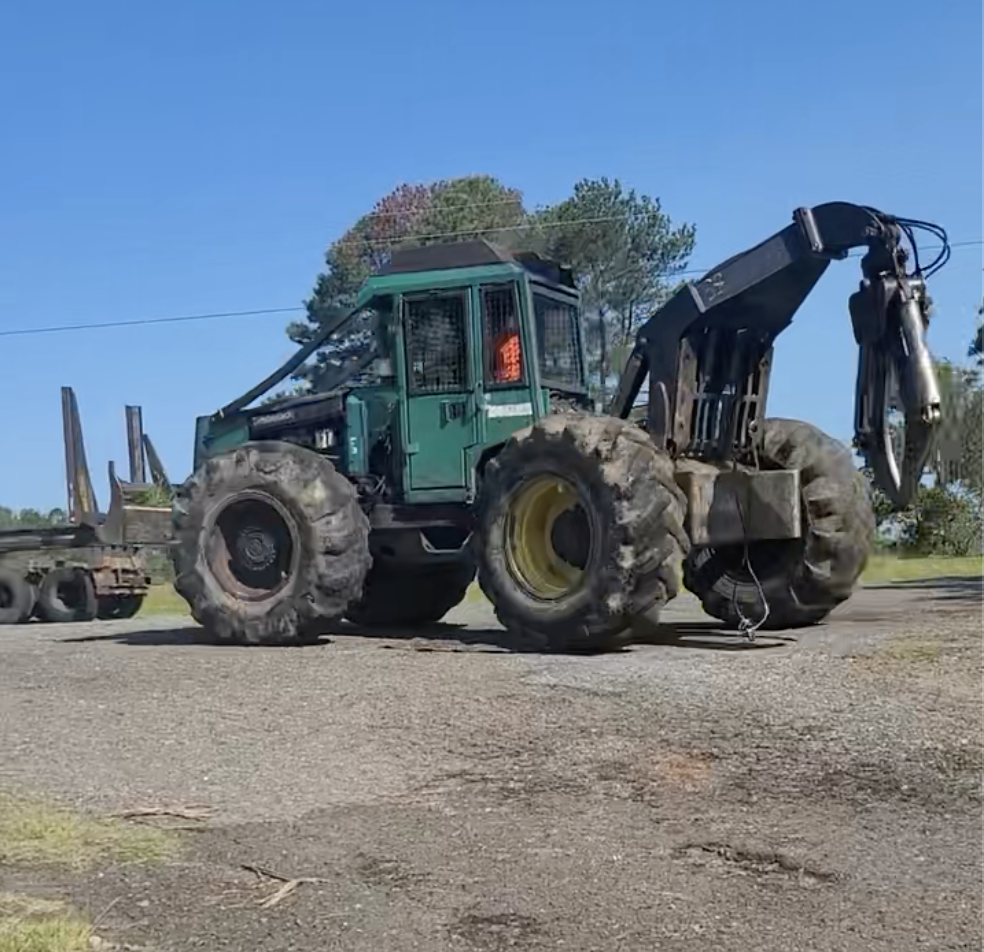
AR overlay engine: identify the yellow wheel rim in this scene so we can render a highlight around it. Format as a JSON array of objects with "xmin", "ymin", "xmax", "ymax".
[{"xmin": 505, "ymin": 475, "xmax": 589, "ymax": 600}]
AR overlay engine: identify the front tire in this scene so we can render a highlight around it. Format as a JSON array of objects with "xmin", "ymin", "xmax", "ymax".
[
  {"xmin": 683, "ymin": 418, "xmax": 875, "ymax": 630},
  {"xmin": 171, "ymin": 441, "xmax": 371, "ymax": 645},
  {"xmin": 475, "ymin": 414, "xmax": 689, "ymax": 653}
]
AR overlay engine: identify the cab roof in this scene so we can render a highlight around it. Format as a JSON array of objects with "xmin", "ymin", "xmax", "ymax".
[{"xmin": 357, "ymin": 239, "xmax": 577, "ymax": 306}]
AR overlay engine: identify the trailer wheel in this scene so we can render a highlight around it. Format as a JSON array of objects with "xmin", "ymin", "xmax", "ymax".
[
  {"xmin": 683, "ymin": 418, "xmax": 875, "ymax": 630},
  {"xmin": 96, "ymin": 595, "xmax": 145, "ymax": 620},
  {"xmin": 36, "ymin": 567, "xmax": 98, "ymax": 623},
  {"xmin": 475, "ymin": 414, "xmax": 689, "ymax": 653},
  {"xmin": 346, "ymin": 556, "xmax": 476, "ymax": 628},
  {"xmin": 171, "ymin": 440, "xmax": 371, "ymax": 645},
  {"xmin": 0, "ymin": 569, "xmax": 36, "ymax": 624}
]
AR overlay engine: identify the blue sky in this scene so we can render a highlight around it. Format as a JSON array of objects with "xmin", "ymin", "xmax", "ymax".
[{"xmin": 1, "ymin": 0, "xmax": 980, "ymax": 511}]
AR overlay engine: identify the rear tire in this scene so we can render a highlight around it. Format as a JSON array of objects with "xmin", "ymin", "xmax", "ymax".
[
  {"xmin": 346, "ymin": 557, "xmax": 476, "ymax": 628},
  {"xmin": 0, "ymin": 569, "xmax": 36, "ymax": 624},
  {"xmin": 475, "ymin": 414, "xmax": 689, "ymax": 653},
  {"xmin": 683, "ymin": 418, "xmax": 875, "ymax": 630},
  {"xmin": 171, "ymin": 441, "xmax": 371, "ymax": 645},
  {"xmin": 36, "ymin": 567, "xmax": 98, "ymax": 623}
]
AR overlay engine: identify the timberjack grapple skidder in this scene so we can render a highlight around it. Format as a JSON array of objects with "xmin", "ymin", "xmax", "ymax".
[{"xmin": 170, "ymin": 201, "xmax": 948, "ymax": 649}]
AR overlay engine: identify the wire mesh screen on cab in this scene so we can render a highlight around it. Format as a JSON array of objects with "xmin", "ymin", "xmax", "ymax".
[
  {"xmin": 403, "ymin": 292, "xmax": 468, "ymax": 394},
  {"xmin": 533, "ymin": 293, "xmax": 582, "ymax": 389},
  {"xmin": 482, "ymin": 285, "xmax": 524, "ymax": 386}
]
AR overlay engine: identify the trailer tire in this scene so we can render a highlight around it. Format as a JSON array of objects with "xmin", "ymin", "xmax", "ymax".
[
  {"xmin": 475, "ymin": 414, "xmax": 689, "ymax": 653},
  {"xmin": 171, "ymin": 440, "xmax": 371, "ymax": 645},
  {"xmin": 0, "ymin": 569, "xmax": 36, "ymax": 624},
  {"xmin": 36, "ymin": 567, "xmax": 98, "ymax": 623},
  {"xmin": 346, "ymin": 556, "xmax": 476, "ymax": 628},
  {"xmin": 683, "ymin": 418, "xmax": 875, "ymax": 630}
]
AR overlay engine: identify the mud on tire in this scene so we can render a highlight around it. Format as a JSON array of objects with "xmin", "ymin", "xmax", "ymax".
[
  {"xmin": 171, "ymin": 441, "xmax": 371, "ymax": 645},
  {"xmin": 683, "ymin": 418, "xmax": 875, "ymax": 630},
  {"xmin": 346, "ymin": 556, "xmax": 476, "ymax": 628},
  {"xmin": 475, "ymin": 414, "xmax": 689, "ymax": 653}
]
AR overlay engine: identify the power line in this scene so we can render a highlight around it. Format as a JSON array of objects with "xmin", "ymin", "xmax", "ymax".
[
  {"xmin": 3, "ymin": 239, "xmax": 980, "ymax": 340},
  {"xmin": 0, "ymin": 306, "xmax": 303, "ymax": 339}
]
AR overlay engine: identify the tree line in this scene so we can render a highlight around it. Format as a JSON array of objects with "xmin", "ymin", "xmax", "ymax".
[
  {"xmin": 285, "ymin": 174, "xmax": 696, "ymax": 400},
  {"xmin": 0, "ymin": 507, "xmax": 69, "ymax": 530}
]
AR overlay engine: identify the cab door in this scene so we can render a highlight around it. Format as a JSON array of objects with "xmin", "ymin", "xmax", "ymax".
[{"xmin": 401, "ymin": 288, "xmax": 478, "ymax": 493}]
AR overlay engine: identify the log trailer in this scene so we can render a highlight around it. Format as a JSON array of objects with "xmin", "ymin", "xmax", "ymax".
[{"xmin": 0, "ymin": 388, "xmax": 171, "ymax": 624}]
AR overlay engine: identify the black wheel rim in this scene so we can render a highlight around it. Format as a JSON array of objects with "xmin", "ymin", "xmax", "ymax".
[{"xmin": 205, "ymin": 492, "xmax": 298, "ymax": 601}]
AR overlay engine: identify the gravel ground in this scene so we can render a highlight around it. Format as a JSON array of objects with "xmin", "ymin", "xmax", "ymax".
[{"xmin": 0, "ymin": 577, "xmax": 980, "ymax": 951}]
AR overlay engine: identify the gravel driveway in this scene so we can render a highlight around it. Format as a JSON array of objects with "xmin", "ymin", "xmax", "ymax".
[{"xmin": 0, "ymin": 578, "xmax": 980, "ymax": 951}]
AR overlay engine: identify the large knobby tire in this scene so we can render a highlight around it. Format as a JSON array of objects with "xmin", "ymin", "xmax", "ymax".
[
  {"xmin": 36, "ymin": 567, "xmax": 98, "ymax": 623},
  {"xmin": 171, "ymin": 441, "xmax": 371, "ymax": 645},
  {"xmin": 475, "ymin": 414, "xmax": 689, "ymax": 653},
  {"xmin": 0, "ymin": 569, "xmax": 36, "ymax": 624},
  {"xmin": 346, "ymin": 556, "xmax": 476, "ymax": 628},
  {"xmin": 683, "ymin": 418, "xmax": 875, "ymax": 630}
]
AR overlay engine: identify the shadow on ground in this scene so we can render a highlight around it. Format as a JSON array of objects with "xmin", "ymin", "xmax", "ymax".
[
  {"xmin": 59, "ymin": 617, "xmax": 791, "ymax": 655},
  {"xmin": 864, "ymin": 575, "xmax": 983, "ymax": 603}
]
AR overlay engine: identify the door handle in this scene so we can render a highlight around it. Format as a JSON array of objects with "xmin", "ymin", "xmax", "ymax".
[{"xmin": 440, "ymin": 398, "xmax": 468, "ymax": 426}]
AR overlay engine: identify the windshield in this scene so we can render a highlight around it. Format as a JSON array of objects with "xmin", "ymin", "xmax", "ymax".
[{"xmin": 311, "ymin": 298, "xmax": 394, "ymax": 390}]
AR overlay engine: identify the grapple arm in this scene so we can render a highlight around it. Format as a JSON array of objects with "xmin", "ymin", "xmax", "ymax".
[{"xmin": 609, "ymin": 201, "xmax": 947, "ymax": 509}]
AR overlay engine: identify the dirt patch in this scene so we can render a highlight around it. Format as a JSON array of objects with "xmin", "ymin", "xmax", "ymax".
[
  {"xmin": 674, "ymin": 842, "xmax": 838, "ymax": 886},
  {"xmin": 595, "ymin": 748, "xmax": 716, "ymax": 802},
  {"xmin": 352, "ymin": 853, "xmax": 428, "ymax": 892},
  {"xmin": 447, "ymin": 911, "xmax": 544, "ymax": 950}
]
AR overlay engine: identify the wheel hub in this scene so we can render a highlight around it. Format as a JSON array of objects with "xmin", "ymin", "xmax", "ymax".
[
  {"xmin": 206, "ymin": 494, "xmax": 296, "ymax": 601},
  {"xmin": 235, "ymin": 525, "xmax": 279, "ymax": 572},
  {"xmin": 505, "ymin": 475, "xmax": 592, "ymax": 600}
]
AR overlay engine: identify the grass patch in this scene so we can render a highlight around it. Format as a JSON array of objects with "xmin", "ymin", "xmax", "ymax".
[
  {"xmin": 0, "ymin": 894, "xmax": 91, "ymax": 952},
  {"xmin": 879, "ymin": 637, "xmax": 943, "ymax": 663},
  {"xmin": 0, "ymin": 792, "xmax": 178, "ymax": 871},
  {"xmin": 139, "ymin": 584, "xmax": 189, "ymax": 617},
  {"xmin": 862, "ymin": 554, "xmax": 983, "ymax": 584}
]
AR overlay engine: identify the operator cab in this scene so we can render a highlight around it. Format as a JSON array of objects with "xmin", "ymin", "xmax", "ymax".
[
  {"xmin": 343, "ymin": 240, "xmax": 590, "ymax": 503},
  {"xmin": 194, "ymin": 239, "xmax": 589, "ymax": 506}
]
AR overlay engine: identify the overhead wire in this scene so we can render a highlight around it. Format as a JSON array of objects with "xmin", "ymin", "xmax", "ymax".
[{"xmin": 0, "ymin": 220, "xmax": 979, "ymax": 340}]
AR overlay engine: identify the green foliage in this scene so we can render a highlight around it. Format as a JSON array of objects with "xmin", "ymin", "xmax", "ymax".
[
  {"xmin": 898, "ymin": 485, "xmax": 981, "ymax": 557},
  {"xmin": 860, "ymin": 340, "xmax": 983, "ymax": 557},
  {"xmin": 142, "ymin": 547, "xmax": 174, "ymax": 583},
  {"xmin": 127, "ymin": 485, "xmax": 172, "ymax": 507},
  {"xmin": 0, "ymin": 507, "xmax": 68, "ymax": 530},
  {"xmin": 289, "ymin": 174, "xmax": 695, "ymax": 396}
]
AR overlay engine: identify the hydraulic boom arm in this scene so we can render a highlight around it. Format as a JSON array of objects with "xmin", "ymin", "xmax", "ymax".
[{"xmin": 610, "ymin": 201, "xmax": 948, "ymax": 509}]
